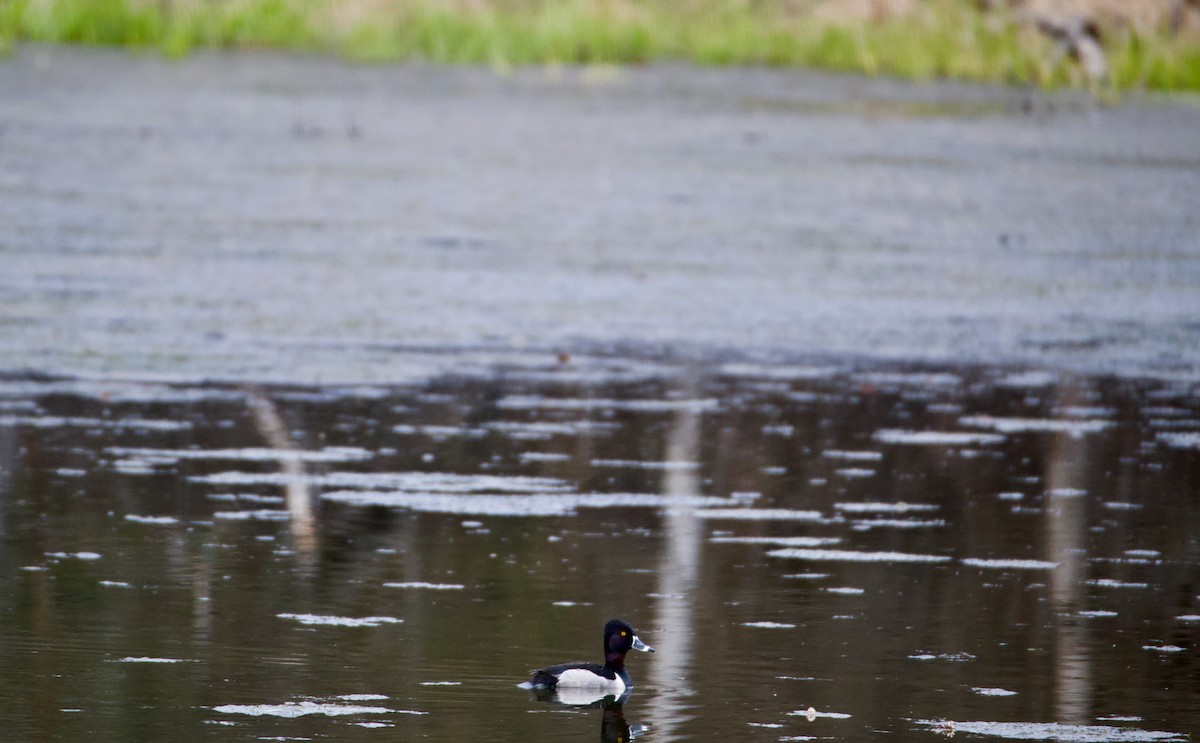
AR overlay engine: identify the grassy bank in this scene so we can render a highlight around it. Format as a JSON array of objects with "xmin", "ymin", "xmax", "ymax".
[{"xmin": 2, "ymin": 0, "xmax": 1199, "ymax": 91}]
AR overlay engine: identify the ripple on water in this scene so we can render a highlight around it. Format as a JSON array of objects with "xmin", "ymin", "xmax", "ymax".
[{"xmin": 914, "ymin": 720, "xmax": 1186, "ymax": 742}]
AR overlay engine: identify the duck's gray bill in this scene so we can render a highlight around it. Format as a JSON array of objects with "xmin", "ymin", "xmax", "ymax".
[{"xmin": 632, "ymin": 635, "xmax": 654, "ymax": 653}]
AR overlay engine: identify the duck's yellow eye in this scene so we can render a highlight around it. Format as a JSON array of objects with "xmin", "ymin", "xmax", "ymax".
[{"xmin": 621, "ymin": 631, "xmax": 627, "ymax": 636}]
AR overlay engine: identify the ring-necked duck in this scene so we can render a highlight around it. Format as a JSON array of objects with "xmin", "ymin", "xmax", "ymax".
[{"xmin": 528, "ymin": 619, "xmax": 654, "ymax": 692}]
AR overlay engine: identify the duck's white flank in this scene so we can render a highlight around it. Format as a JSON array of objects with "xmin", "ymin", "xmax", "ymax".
[{"xmin": 552, "ymin": 668, "xmax": 626, "ymax": 691}]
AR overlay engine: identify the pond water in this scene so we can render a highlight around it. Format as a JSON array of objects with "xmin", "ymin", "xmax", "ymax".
[{"xmin": 1, "ymin": 359, "xmax": 1197, "ymax": 742}]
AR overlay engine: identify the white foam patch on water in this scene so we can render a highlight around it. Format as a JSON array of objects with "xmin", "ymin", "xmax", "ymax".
[
  {"xmin": 552, "ymin": 601, "xmax": 591, "ymax": 607},
  {"xmin": 874, "ymin": 429, "xmax": 1005, "ymax": 446},
  {"xmin": 711, "ymin": 536, "xmax": 841, "ymax": 547},
  {"xmin": 972, "ymin": 687, "xmax": 1018, "ymax": 696},
  {"xmin": 998, "ymin": 492, "xmax": 1026, "ymax": 501},
  {"xmin": 354, "ymin": 722, "xmax": 393, "ymax": 728},
  {"xmin": 909, "ymin": 652, "xmax": 976, "ymax": 662},
  {"xmin": 420, "ymin": 681, "xmax": 462, "ymax": 686},
  {"xmin": 1098, "ymin": 716, "xmax": 1144, "ymax": 723},
  {"xmin": 99, "ymin": 580, "xmax": 132, "ymax": 587},
  {"xmin": 383, "ymin": 582, "xmax": 465, "ymax": 590},
  {"xmin": 496, "ymin": 396, "xmax": 720, "ymax": 413},
  {"xmin": 117, "ymin": 657, "xmax": 191, "ymax": 663},
  {"xmin": 213, "ymin": 509, "xmax": 290, "ymax": 521},
  {"xmin": 748, "ymin": 722, "xmax": 784, "ymax": 728},
  {"xmin": 784, "ymin": 573, "xmax": 830, "ymax": 580},
  {"xmin": 1142, "ymin": 644, "xmax": 1186, "ymax": 653},
  {"xmin": 55, "ymin": 468, "xmax": 87, "ymax": 477},
  {"xmin": 851, "ymin": 518, "xmax": 946, "ymax": 530},
  {"xmin": 835, "ymin": 468, "xmax": 875, "ymax": 478},
  {"xmin": 915, "ymin": 719, "xmax": 1185, "ymax": 741},
  {"xmin": 835, "ymin": 502, "xmax": 939, "ymax": 514},
  {"xmin": 959, "ymin": 416, "xmax": 1113, "ymax": 436},
  {"xmin": 124, "ymin": 515, "xmax": 179, "ymax": 525},
  {"xmin": 823, "ymin": 449, "xmax": 884, "ymax": 461},
  {"xmin": 825, "ymin": 587, "xmax": 865, "ymax": 595},
  {"xmin": 519, "ymin": 452, "xmax": 571, "ymax": 463},
  {"xmin": 962, "ymin": 558, "xmax": 1059, "ymax": 570},
  {"xmin": 18, "ymin": 566, "xmax": 48, "ymax": 571},
  {"xmin": 45, "ymin": 551, "xmax": 101, "ymax": 560},
  {"xmin": 0, "ymin": 415, "xmax": 191, "ymax": 431},
  {"xmin": 762, "ymin": 424, "xmax": 795, "ymax": 437},
  {"xmin": 1087, "ymin": 579, "xmax": 1150, "ymax": 589},
  {"xmin": 720, "ymin": 363, "xmax": 840, "ymax": 380},
  {"xmin": 1157, "ymin": 432, "xmax": 1200, "ymax": 450},
  {"xmin": 1047, "ymin": 488, "xmax": 1087, "ymax": 498},
  {"xmin": 770, "ymin": 548, "xmax": 950, "ymax": 563},
  {"xmin": 997, "ymin": 370, "xmax": 1060, "ymax": 388},
  {"xmin": 277, "ymin": 614, "xmax": 403, "ymax": 627},
  {"xmin": 1176, "ymin": 615, "xmax": 1200, "ymax": 621},
  {"xmin": 1077, "ymin": 610, "xmax": 1118, "ymax": 618},
  {"xmin": 591, "ymin": 459, "xmax": 700, "ymax": 470},
  {"xmin": 107, "ymin": 446, "xmax": 373, "ymax": 463},
  {"xmin": 338, "ymin": 694, "xmax": 388, "ymax": 701},
  {"xmin": 324, "ymin": 491, "xmax": 732, "ymax": 517},
  {"xmin": 788, "ymin": 708, "xmax": 852, "ymax": 719},
  {"xmin": 194, "ymin": 470, "xmax": 574, "ymax": 493},
  {"xmin": 743, "ymin": 621, "xmax": 796, "ymax": 629},
  {"xmin": 693, "ymin": 509, "xmax": 825, "ymax": 521},
  {"xmin": 213, "ymin": 701, "xmax": 395, "ymax": 718},
  {"xmin": 1125, "ymin": 549, "xmax": 1160, "ymax": 558},
  {"xmin": 393, "ymin": 424, "xmax": 485, "ymax": 438}
]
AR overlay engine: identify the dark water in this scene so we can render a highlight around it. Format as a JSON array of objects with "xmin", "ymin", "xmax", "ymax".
[{"xmin": 1, "ymin": 360, "xmax": 1198, "ymax": 742}]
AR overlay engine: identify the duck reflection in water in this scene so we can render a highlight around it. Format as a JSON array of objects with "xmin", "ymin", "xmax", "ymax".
[{"xmin": 527, "ymin": 687, "xmax": 648, "ymax": 743}]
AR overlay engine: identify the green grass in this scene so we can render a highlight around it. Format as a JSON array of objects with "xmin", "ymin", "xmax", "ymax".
[{"xmin": 1, "ymin": 0, "xmax": 1198, "ymax": 92}]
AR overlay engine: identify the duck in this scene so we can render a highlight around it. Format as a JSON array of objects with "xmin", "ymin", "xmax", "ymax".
[{"xmin": 527, "ymin": 619, "xmax": 654, "ymax": 692}]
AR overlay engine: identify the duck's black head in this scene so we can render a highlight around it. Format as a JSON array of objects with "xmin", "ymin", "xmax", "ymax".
[{"xmin": 603, "ymin": 619, "xmax": 654, "ymax": 669}]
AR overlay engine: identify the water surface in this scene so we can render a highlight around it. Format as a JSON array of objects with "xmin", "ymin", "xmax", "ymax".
[{"xmin": 1, "ymin": 361, "xmax": 1197, "ymax": 741}]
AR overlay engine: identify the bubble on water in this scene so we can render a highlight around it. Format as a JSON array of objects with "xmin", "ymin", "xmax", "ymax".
[
  {"xmin": 971, "ymin": 687, "xmax": 1018, "ymax": 696},
  {"xmin": 961, "ymin": 558, "xmax": 1059, "ymax": 570},
  {"xmin": 914, "ymin": 719, "xmax": 1185, "ymax": 741},
  {"xmin": 875, "ymin": 429, "xmax": 1005, "ymax": 446},
  {"xmin": 770, "ymin": 548, "xmax": 951, "ymax": 563},
  {"xmin": 277, "ymin": 614, "xmax": 403, "ymax": 627},
  {"xmin": 743, "ymin": 621, "xmax": 796, "ymax": 629}
]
